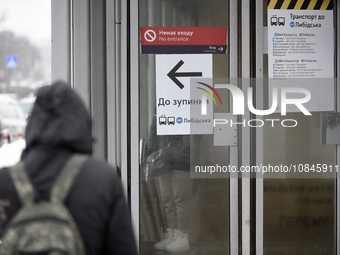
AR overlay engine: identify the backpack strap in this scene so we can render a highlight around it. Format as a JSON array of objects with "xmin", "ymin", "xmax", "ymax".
[
  {"xmin": 50, "ymin": 154, "xmax": 89, "ymax": 203},
  {"xmin": 9, "ymin": 162, "xmax": 35, "ymax": 205}
]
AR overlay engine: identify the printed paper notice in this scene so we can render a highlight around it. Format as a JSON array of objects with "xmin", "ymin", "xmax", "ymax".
[{"xmin": 268, "ymin": 9, "xmax": 334, "ymax": 112}]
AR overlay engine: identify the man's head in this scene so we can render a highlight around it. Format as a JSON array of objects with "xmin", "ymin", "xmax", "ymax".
[{"xmin": 23, "ymin": 81, "xmax": 93, "ymax": 156}]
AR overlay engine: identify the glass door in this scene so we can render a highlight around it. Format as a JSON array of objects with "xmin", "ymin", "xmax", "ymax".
[
  {"xmin": 137, "ymin": 0, "xmax": 234, "ymax": 254},
  {"xmin": 259, "ymin": 1, "xmax": 337, "ymax": 254}
]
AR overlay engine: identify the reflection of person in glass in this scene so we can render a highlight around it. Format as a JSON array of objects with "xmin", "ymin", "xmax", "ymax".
[{"xmin": 147, "ymin": 125, "xmax": 192, "ymax": 252}]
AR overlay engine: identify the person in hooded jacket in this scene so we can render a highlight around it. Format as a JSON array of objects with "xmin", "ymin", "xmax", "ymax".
[{"xmin": 0, "ymin": 81, "xmax": 138, "ymax": 255}]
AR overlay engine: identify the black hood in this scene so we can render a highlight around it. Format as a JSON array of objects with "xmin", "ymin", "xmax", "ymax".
[
  {"xmin": 20, "ymin": 81, "xmax": 93, "ymax": 201},
  {"xmin": 23, "ymin": 81, "xmax": 92, "ymax": 156}
]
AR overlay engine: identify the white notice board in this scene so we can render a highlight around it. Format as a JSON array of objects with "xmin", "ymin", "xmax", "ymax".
[
  {"xmin": 156, "ymin": 54, "xmax": 213, "ymax": 135},
  {"xmin": 268, "ymin": 9, "xmax": 334, "ymax": 112}
]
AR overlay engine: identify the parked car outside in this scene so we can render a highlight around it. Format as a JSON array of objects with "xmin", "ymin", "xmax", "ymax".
[
  {"xmin": 20, "ymin": 96, "xmax": 36, "ymax": 119},
  {"xmin": 0, "ymin": 94, "xmax": 27, "ymax": 146}
]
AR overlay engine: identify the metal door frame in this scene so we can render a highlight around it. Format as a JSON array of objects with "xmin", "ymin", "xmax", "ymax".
[
  {"xmin": 255, "ymin": 0, "xmax": 264, "ymax": 254},
  {"xmin": 129, "ymin": 0, "xmax": 241, "ymax": 253},
  {"xmin": 336, "ymin": 1, "xmax": 340, "ymax": 253}
]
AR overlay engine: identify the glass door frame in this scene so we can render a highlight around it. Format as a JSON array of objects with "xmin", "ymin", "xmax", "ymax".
[
  {"xmin": 129, "ymin": 0, "xmax": 240, "ymax": 253},
  {"xmin": 336, "ymin": 1, "xmax": 340, "ymax": 254},
  {"xmin": 254, "ymin": 0, "xmax": 340, "ymax": 254},
  {"xmin": 254, "ymin": 0, "xmax": 264, "ymax": 254}
]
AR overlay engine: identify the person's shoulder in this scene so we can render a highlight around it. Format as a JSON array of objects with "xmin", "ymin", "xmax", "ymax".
[
  {"xmin": 80, "ymin": 156, "xmax": 119, "ymax": 182},
  {"xmin": 68, "ymin": 156, "xmax": 121, "ymax": 200},
  {"xmin": 0, "ymin": 167, "xmax": 13, "ymax": 193},
  {"xmin": 0, "ymin": 166, "xmax": 8, "ymax": 174},
  {"xmin": 0, "ymin": 167, "xmax": 10, "ymax": 182},
  {"xmin": 84, "ymin": 157, "xmax": 115, "ymax": 170}
]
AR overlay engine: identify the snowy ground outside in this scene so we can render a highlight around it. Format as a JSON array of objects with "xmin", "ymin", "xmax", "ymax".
[{"xmin": 0, "ymin": 139, "xmax": 25, "ymax": 168}]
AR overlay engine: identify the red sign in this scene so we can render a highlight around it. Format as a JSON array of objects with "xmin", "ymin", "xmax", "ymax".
[{"xmin": 141, "ymin": 27, "xmax": 227, "ymax": 54}]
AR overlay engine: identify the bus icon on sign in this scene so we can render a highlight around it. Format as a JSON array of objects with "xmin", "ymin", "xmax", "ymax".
[
  {"xmin": 271, "ymin": 16, "xmax": 285, "ymax": 26},
  {"xmin": 168, "ymin": 117, "xmax": 175, "ymax": 125},
  {"xmin": 278, "ymin": 17, "xmax": 285, "ymax": 26},
  {"xmin": 270, "ymin": 16, "xmax": 277, "ymax": 26},
  {"xmin": 158, "ymin": 116, "xmax": 175, "ymax": 125},
  {"xmin": 159, "ymin": 116, "xmax": 166, "ymax": 125}
]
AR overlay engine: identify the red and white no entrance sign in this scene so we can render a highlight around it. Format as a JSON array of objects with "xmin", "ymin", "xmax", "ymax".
[
  {"xmin": 140, "ymin": 27, "xmax": 227, "ymax": 54},
  {"xmin": 144, "ymin": 29, "xmax": 157, "ymax": 42}
]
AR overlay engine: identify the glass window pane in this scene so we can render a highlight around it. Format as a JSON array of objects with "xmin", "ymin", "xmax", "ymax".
[
  {"xmin": 139, "ymin": 0, "xmax": 230, "ymax": 253},
  {"xmin": 262, "ymin": 3, "xmax": 335, "ymax": 254}
]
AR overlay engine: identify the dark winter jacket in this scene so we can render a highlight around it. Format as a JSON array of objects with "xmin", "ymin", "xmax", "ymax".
[{"xmin": 0, "ymin": 81, "xmax": 138, "ymax": 255}]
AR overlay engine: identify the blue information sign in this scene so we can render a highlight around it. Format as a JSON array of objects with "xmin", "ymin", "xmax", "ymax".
[{"xmin": 6, "ymin": 55, "xmax": 18, "ymax": 69}]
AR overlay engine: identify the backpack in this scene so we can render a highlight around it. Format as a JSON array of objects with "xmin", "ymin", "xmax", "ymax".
[{"xmin": 0, "ymin": 154, "xmax": 88, "ymax": 255}]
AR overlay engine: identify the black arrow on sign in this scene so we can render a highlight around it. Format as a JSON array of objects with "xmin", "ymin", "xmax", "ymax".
[{"xmin": 167, "ymin": 60, "xmax": 203, "ymax": 89}]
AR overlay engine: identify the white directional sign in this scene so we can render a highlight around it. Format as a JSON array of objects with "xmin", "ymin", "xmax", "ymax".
[
  {"xmin": 268, "ymin": 8, "xmax": 334, "ymax": 112},
  {"xmin": 156, "ymin": 54, "xmax": 213, "ymax": 135},
  {"xmin": 6, "ymin": 55, "xmax": 18, "ymax": 69}
]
